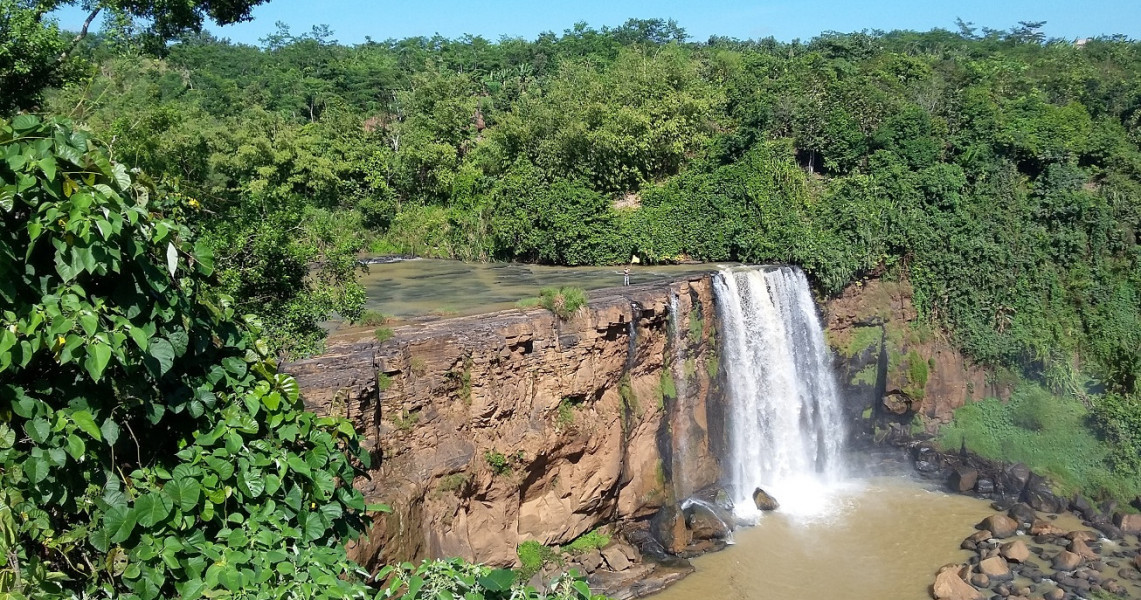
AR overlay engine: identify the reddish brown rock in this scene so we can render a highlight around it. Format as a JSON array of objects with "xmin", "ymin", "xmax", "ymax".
[
  {"xmin": 1053, "ymin": 551, "xmax": 1082, "ymax": 570},
  {"xmin": 1114, "ymin": 512, "xmax": 1141, "ymax": 534},
  {"xmin": 932, "ymin": 564, "xmax": 984, "ymax": 600},
  {"xmin": 1000, "ymin": 540, "xmax": 1030, "ymax": 563},
  {"xmin": 978, "ymin": 556, "xmax": 1011, "ymax": 578},
  {"xmin": 1030, "ymin": 520, "xmax": 1065, "ymax": 536},
  {"xmin": 979, "ymin": 514, "xmax": 1019, "ymax": 538},
  {"xmin": 1069, "ymin": 537, "xmax": 1099, "ymax": 560},
  {"xmin": 288, "ymin": 277, "xmax": 725, "ymax": 569},
  {"xmin": 1067, "ymin": 530, "xmax": 1098, "ymax": 542}
]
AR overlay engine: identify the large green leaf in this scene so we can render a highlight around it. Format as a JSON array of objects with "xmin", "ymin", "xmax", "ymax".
[
  {"xmin": 147, "ymin": 338, "xmax": 175, "ymax": 376},
  {"xmin": 84, "ymin": 341, "xmax": 112, "ymax": 381},
  {"xmin": 11, "ymin": 114, "xmax": 40, "ymax": 131},
  {"xmin": 163, "ymin": 478, "xmax": 201, "ymax": 513},
  {"xmin": 25, "ymin": 418, "xmax": 50, "ymax": 444},
  {"xmin": 71, "ymin": 410, "xmax": 103, "ymax": 441},
  {"xmin": 104, "ymin": 505, "xmax": 137, "ymax": 544},
  {"xmin": 134, "ymin": 493, "xmax": 173, "ymax": 527}
]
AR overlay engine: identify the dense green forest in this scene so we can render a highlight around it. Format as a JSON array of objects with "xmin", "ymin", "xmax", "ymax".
[{"xmin": 3, "ymin": 2, "xmax": 1141, "ymax": 597}]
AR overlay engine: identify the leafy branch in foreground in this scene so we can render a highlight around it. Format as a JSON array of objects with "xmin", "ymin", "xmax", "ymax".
[
  {"xmin": 0, "ymin": 115, "xmax": 383, "ymax": 599},
  {"xmin": 379, "ymin": 558, "xmax": 608, "ymax": 600}
]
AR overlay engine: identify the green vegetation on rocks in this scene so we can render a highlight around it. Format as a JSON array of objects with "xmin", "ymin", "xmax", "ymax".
[
  {"xmin": 939, "ymin": 383, "xmax": 1141, "ymax": 502},
  {"xmin": 538, "ymin": 287, "xmax": 588, "ymax": 320}
]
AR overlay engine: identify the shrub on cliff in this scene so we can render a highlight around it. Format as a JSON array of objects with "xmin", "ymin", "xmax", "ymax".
[
  {"xmin": 538, "ymin": 287, "xmax": 587, "ymax": 320},
  {"xmin": 0, "ymin": 115, "xmax": 380, "ymax": 598}
]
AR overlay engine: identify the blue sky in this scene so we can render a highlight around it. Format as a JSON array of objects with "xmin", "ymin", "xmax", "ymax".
[{"xmin": 53, "ymin": 0, "xmax": 1140, "ymax": 46}]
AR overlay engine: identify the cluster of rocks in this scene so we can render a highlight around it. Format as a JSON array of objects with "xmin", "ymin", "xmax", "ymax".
[
  {"xmin": 578, "ymin": 486, "xmax": 738, "ymax": 599},
  {"xmin": 932, "ymin": 502, "xmax": 1141, "ymax": 600}
]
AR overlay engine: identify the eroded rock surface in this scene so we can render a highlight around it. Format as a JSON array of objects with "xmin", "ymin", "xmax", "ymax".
[{"xmin": 288, "ymin": 277, "xmax": 726, "ymax": 574}]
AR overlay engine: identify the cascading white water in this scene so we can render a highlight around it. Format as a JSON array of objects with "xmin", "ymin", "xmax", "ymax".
[{"xmin": 713, "ymin": 265, "xmax": 846, "ymax": 520}]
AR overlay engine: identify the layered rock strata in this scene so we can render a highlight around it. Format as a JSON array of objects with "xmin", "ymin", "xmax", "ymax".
[{"xmin": 286, "ymin": 277, "xmax": 727, "ymax": 577}]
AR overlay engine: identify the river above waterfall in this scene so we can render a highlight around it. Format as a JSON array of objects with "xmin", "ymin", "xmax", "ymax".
[
  {"xmin": 354, "ymin": 258, "xmax": 722, "ymax": 321},
  {"xmin": 652, "ymin": 477, "xmax": 1009, "ymax": 600}
]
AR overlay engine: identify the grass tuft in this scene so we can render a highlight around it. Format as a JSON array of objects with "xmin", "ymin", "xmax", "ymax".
[{"xmin": 537, "ymin": 287, "xmax": 587, "ymax": 320}]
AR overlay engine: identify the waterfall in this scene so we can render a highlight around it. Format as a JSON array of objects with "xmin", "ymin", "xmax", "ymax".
[{"xmin": 713, "ymin": 265, "xmax": 846, "ymax": 520}]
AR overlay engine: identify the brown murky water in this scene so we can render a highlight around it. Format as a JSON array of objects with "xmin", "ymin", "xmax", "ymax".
[
  {"xmin": 652, "ymin": 478, "xmax": 1003, "ymax": 600},
  {"xmin": 355, "ymin": 258, "xmax": 722, "ymax": 320}
]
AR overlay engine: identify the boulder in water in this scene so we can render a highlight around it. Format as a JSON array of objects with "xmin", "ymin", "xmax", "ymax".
[
  {"xmin": 1053, "ymin": 550, "xmax": 1082, "ymax": 570},
  {"xmin": 684, "ymin": 503, "xmax": 732, "ymax": 541},
  {"xmin": 1030, "ymin": 520, "xmax": 1065, "ymax": 536},
  {"xmin": 1006, "ymin": 503, "xmax": 1037, "ymax": 528},
  {"xmin": 690, "ymin": 485, "xmax": 735, "ymax": 514},
  {"xmin": 978, "ymin": 556, "xmax": 1011, "ymax": 579},
  {"xmin": 1000, "ymin": 540, "xmax": 1030, "ymax": 563},
  {"xmin": 950, "ymin": 467, "xmax": 978, "ymax": 493},
  {"xmin": 752, "ymin": 487, "xmax": 779, "ymax": 511},
  {"xmin": 1114, "ymin": 512, "xmax": 1141, "ymax": 534},
  {"xmin": 932, "ymin": 564, "xmax": 983, "ymax": 600},
  {"xmin": 1068, "ymin": 537, "xmax": 1099, "ymax": 560},
  {"xmin": 978, "ymin": 514, "xmax": 1019, "ymax": 538}
]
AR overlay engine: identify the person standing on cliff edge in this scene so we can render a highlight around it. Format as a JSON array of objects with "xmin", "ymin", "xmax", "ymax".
[{"xmin": 623, "ymin": 266, "xmax": 630, "ymax": 286}]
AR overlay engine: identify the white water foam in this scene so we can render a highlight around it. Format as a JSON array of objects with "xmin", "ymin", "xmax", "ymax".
[{"xmin": 713, "ymin": 266, "xmax": 847, "ymax": 523}]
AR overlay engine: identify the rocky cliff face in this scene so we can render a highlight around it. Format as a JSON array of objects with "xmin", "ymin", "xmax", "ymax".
[
  {"xmin": 287, "ymin": 277, "xmax": 726, "ymax": 573},
  {"xmin": 821, "ymin": 276, "xmax": 1008, "ymax": 443}
]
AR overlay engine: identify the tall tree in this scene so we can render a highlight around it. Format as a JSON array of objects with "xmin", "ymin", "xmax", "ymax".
[{"xmin": 0, "ymin": 0, "xmax": 270, "ymax": 114}]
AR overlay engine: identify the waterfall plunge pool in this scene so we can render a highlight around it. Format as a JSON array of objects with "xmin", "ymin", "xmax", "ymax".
[{"xmin": 651, "ymin": 476, "xmax": 1006, "ymax": 600}]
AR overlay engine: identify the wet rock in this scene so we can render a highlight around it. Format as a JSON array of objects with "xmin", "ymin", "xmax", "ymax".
[
  {"xmin": 970, "ymin": 573, "xmax": 989, "ymax": 587},
  {"xmin": 952, "ymin": 467, "xmax": 979, "ymax": 493},
  {"xmin": 650, "ymin": 504, "xmax": 690, "ymax": 555},
  {"xmin": 684, "ymin": 503, "xmax": 732, "ymax": 541},
  {"xmin": 676, "ymin": 539, "xmax": 726, "ymax": 558},
  {"xmin": 1066, "ymin": 530, "xmax": 1097, "ymax": 543},
  {"xmin": 962, "ymin": 530, "xmax": 990, "ymax": 551},
  {"xmin": 1030, "ymin": 520, "xmax": 1065, "ymax": 536},
  {"xmin": 1091, "ymin": 521, "xmax": 1122, "ymax": 540},
  {"xmin": 1070, "ymin": 496, "xmax": 1099, "ymax": 522},
  {"xmin": 589, "ymin": 562, "xmax": 683, "ymax": 600},
  {"xmin": 915, "ymin": 443, "xmax": 944, "ymax": 474},
  {"xmin": 1053, "ymin": 551, "xmax": 1082, "ymax": 570},
  {"xmin": 1000, "ymin": 540, "xmax": 1030, "ymax": 563},
  {"xmin": 690, "ymin": 486, "xmax": 735, "ymax": 514},
  {"xmin": 1022, "ymin": 474, "xmax": 1066, "ymax": 514},
  {"xmin": 1008, "ymin": 503, "xmax": 1037, "ymax": 529},
  {"xmin": 752, "ymin": 487, "xmax": 779, "ymax": 511},
  {"xmin": 1069, "ymin": 538, "xmax": 1098, "ymax": 561},
  {"xmin": 1113, "ymin": 512, "xmax": 1141, "ymax": 534},
  {"xmin": 979, "ymin": 514, "xmax": 1020, "ymax": 539},
  {"xmin": 975, "ymin": 478, "xmax": 996, "ymax": 496},
  {"xmin": 979, "ymin": 556, "xmax": 1011, "ymax": 579},
  {"xmin": 624, "ymin": 524, "xmax": 668, "ymax": 561},
  {"xmin": 933, "ymin": 564, "xmax": 984, "ymax": 600},
  {"xmin": 1044, "ymin": 588, "xmax": 1064, "ymax": 600},
  {"xmin": 1103, "ymin": 579, "xmax": 1126, "ymax": 595},
  {"xmin": 997, "ymin": 464, "xmax": 1031, "ymax": 500}
]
